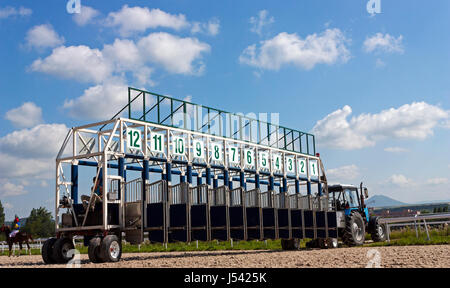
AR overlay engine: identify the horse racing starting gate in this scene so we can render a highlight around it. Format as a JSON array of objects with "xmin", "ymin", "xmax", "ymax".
[{"xmin": 49, "ymin": 87, "xmax": 338, "ymax": 263}]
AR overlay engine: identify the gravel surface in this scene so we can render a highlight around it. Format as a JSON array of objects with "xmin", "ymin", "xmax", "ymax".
[{"xmin": 1, "ymin": 245, "xmax": 449, "ymax": 268}]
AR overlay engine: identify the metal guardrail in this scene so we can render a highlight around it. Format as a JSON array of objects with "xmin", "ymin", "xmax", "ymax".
[{"xmin": 378, "ymin": 213, "xmax": 450, "ymax": 242}]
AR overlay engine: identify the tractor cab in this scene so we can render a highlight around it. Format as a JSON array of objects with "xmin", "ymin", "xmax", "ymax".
[{"xmin": 329, "ymin": 184, "xmax": 370, "ymax": 223}]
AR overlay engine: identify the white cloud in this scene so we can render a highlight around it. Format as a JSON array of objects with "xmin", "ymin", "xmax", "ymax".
[
  {"xmin": 426, "ymin": 178, "xmax": 449, "ymax": 185},
  {"xmin": 30, "ymin": 45, "xmax": 112, "ymax": 83},
  {"xmin": 327, "ymin": 164, "xmax": 360, "ymax": 183},
  {"xmin": 5, "ymin": 102, "xmax": 43, "ymax": 128},
  {"xmin": 239, "ymin": 29, "xmax": 350, "ymax": 71},
  {"xmin": 105, "ymin": 5, "xmax": 189, "ymax": 36},
  {"xmin": 0, "ymin": 182, "xmax": 27, "ymax": 197},
  {"xmin": 102, "ymin": 38, "xmax": 143, "ymax": 71},
  {"xmin": 364, "ymin": 33, "xmax": 404, "ymax": 54},
  {"xmin": 137, "ymin": 32, "xmax": 210, "ymax": 75},
  {"xmin": 388, "ymin": 174, "xmax": 413, "ymax": 187},
  {"xmin": 73, "ymin": 5, "xmax": 100, "ymax": 26},
  {"xmin": 375, "ymin": 58, "xmax": 386, "ymax": 68},
  {"xmin": 63, "ymin": 81, "xmax": 129, "ymax": 120},
  {"xmin": 313, "ymin": 102, "xmax": 449, "ymax": 150},
  {"xmin": 0, "ymin": 124, "xmax": 69, "ymax": 180},
  {"xmin": 25, "ymin": 24, "xmax": 65, "ymax": 50},
  {"xmin": 0, "ymin": 124, "xmax": 69, "ymax": 159},
  {"xmin": 191, "ymin": 18, "xmax": 220, "ymax": 36},
  {"xmin": 384, "ymin": 147, "xmax": 409, "ymax": 153},
  {"xmin": 0, "ymin": 6, "xmax": 32, "ymax": 19},
  {"xmin": 250, "ymin": 10, "xmax": 274, "ymax": 36}
]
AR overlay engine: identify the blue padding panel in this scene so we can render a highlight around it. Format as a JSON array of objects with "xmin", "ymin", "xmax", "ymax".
[
  {"xmin": 192, "ymin": 230, "xmax": 207, "ymax": 241},
  {"xmin": 304, "ymin": 210, "xmax": 314, "ymax": 227},
  {"xmin": 170, "ymin": 204, "xmax": 187, "ymax": 227},
  {"xmin": 262, "ymin": 208, "xmax": 275, "ymax": 227},
  {"xmin": 148, "ymin": 230, "xmax": 164, "ymax": 243},
  {"xmin": 290, "ymin": 209, "xmax": 303, "ymax": 228},
  {"xmin": 292, "ymin": 229, "xmax": 303, "ymax": 239},
  {"xmin": 327, "ymin": 212, "xmax": 337, "ymax": 228},
  {"xmin": 191, "ymin": 205, "xmax": 207, "ymax": 227},
  {"xmin": 316, "ymin": 211, "xmax": 326, "ymax": 228},
  {"xmin": 277, "ymin": 209, "xmax": 289, "ymax": 227},
  {"xmin": 147, "ymin": 203, "xmax": 164, "ymax": 227},
  {"xmin": 210, "ymin": 206, "xmax": 227, "ymax": 227},
  {"xmin": 263, "ymin": 229, "xmax": 276, "ymax": 239},
  {"xmin": 211, "ymin": 229, "xmax": 228, "ymax": 241},
  {"xmin": 229, "ymin": 206, "xmax": 244, "ymax": 227},
  {"xmin": 246, "ymin": 207, "xmax": 260, "ymax": 227}
]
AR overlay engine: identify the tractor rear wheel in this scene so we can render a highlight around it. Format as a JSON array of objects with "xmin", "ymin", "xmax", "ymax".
[
  {"xmin": 369, "ymin": 217, "xmax": 387, "ymax": 242},
  {"xmin": 281, "ymin": 238, "xmax": 300, "ymax": 250},
  {"xmin": 342, "ymin": 212, "xmax": 365, "ymax": 246},
  {"xmin": 42, "ymin": 238, "xmax": 58, "ymax": 264}
]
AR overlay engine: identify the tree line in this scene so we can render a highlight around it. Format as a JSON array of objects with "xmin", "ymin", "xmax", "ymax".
[{"xmin": 0, "ymin": 200, "xmax": 55, "ymax": 241}]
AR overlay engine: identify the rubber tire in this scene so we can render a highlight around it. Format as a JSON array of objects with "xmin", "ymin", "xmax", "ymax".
[
  {"xmin": 370, "ymin": 217, "xmax": 387, "ymax": 242},
  {"xmin": 88, "ymin": 237, "xmax": 104, "ymax": 263},
  {"xmin": 52, "ymin": 238, "xmax": 75, "ymax": 264},
  {"xmin": 42, "ymin": 238, "xmax": 58, "ymax": 264},
  {"xmin": 342, "ymin": 212, "xmax": 366, "ymax": 246},
  {"xmin": 99, "ymin": 235, "xmax": 122, "ymax": 262},
  {"xmin": 281, "ymin": 239, "xmax": 300, "ymax": 250}
]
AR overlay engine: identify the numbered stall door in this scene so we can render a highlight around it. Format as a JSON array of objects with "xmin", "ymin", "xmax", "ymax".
[{"xmin": 262, "ymin": 207, "xmax": 276, "ymax": 240}]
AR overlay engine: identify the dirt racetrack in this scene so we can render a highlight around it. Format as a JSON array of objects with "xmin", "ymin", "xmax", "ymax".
[{"xmin": 1, "ymin": 245, "xmax": 449, "ymax": 268}]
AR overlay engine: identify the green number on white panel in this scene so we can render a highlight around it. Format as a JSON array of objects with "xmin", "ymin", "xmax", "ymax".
[
  {"xmin": 310, "ymin": 160, "xmax": 318, "ymax": 177},
  {"xmin": 126, "ymin": 128, "xmax": 141, "ymax": 151},
  {"xmin": 228, "ymin": 146, "xmax": 239, "ymax": 164},
  {"xmin": 259, "ymin": 152, "xmax": 269, "ymax": 169},
  {"xmin": 193, "ymin": 140, "xmax": 204, "ymax": 159},
  {"xmin": 273, "ymin": 154, "xmax": 281, "ymax": 171},
  {"xmin": 172, "ymin": 137, "xmax": 185, "ymax": 156},
  {"xmin": 245, "ymin": 149, "xmax": 254, "ymax": 166},
  {"xmin": 286, "ymin": 157, "xmax": 294, "ymax": 173},
  {"xmin": 150, "ymin": 133, "xmax": 164, "ymax": 153},
  {"xmin": 211, "ymin": 143, "xmax": 222, "ymax": 162},
  {"xmin": 298, "ymin": 159, "xmax": 307, "ymax": 175}
]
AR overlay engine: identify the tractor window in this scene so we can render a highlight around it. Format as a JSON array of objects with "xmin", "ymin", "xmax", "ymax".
[{"xmin": 344, "ymin": 189, "xmax": 359, "ymax": 208}]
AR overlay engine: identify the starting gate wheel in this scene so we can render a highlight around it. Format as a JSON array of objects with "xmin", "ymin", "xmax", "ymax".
[
  {"xmin": 52, "ymin": 238, "xmax": 75, "ymax": 264},
  {"xmin": 42, "ymin": 238, "xmax": 58, "ymax": 264},
  {"xmin": 88, "ymin": 237, "xmax": 104, "ymax": 263},
  {"xmin": 99, "ymin": 235, "xmax": 122, "ymax": 262}
]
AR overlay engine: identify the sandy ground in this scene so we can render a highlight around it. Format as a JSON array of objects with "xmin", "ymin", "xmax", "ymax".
[{"xmin": 0, "ymin": 245, "xmax": 449, "ymax": 268}]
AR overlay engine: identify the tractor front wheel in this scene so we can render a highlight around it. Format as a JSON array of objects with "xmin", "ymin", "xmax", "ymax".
[
  {"xmin": 342, "ymin": 212, "xmax": 366, "ymax": 246},
  {"xmin": 42, "ymin": 238, "xmax": 57, "ymax": 264}
]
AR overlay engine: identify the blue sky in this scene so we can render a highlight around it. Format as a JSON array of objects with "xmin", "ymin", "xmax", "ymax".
[{"xmin": 0, "ymin": 0, "xmax": 449, "ymax": 219}]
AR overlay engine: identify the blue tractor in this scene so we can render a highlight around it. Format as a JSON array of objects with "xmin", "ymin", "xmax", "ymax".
[{"xmin": 328, "ymin": 183, "xmax": 386, "ymax": 246}]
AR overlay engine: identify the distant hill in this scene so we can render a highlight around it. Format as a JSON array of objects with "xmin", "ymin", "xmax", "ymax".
[{"xmin": 365, "ymin": 195, "xmax": 407, "ymax": 208}]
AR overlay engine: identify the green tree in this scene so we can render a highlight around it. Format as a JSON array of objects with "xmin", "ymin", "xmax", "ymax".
[
  {"xmin": 0, "ymin": 200, "xmax": 4, "ymax": 226},
  {"xmin": 22, "ymin": 207, "xmax": 55, "ymax": 238}
]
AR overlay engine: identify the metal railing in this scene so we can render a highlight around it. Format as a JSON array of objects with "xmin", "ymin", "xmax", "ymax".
[
  {"xmin": 378, "ymin": 213, "xmax": 450, "ymax": 242},
  {"xmin": 169, "ymin": 182, "xmax": 189, "ymax": 204},
  {"xmin": 146, "ymin": 180, "xmax": 167, "ymax": 203},
  {"xmin": 189, "ymin": 184, "xmax": 209, "ymax": 205},
  {"xmin": 126, "ymin": 178, "xmax": 142, "ymax": 202},
  {"xmin": 245, "ymin": 189, "xmax": 260, "ymax": 207},
  {"xmin": 210, "ymin": 186, "xmax": 228, "ymax": 206}
]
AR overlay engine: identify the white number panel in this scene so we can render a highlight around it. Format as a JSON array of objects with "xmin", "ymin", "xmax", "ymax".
[
  {"xmin": 259, "ymin": 152, "xmax": 269, "ymax": 170},
  {"xmin": 211, "ymin": 143, "xmax": 223, "ymax": 162},
  {"xmin": 298, "ymin": 158, "xmax": 307, "ymax": 175},
  {"xmin": 126, "ymin": 128, "xmax": 142, "ymax": 152},
  {"xmin": 285, "ymin": 156, "xmax": 295, "ymax": 174},
  {"xmin": 228, "ymin": 146, "xmax": 240, "ymax": 164},
  {"xmin": 172, "ymin": 136, "xmax": 186, "ymax": 156},
  {"xmin": 272, "ymin": 154, "xmax": 282, "ymax": 172},
  {"xmin": 192, "ymin": 139, "xmax": 204, "ymax": 159},
  {"xmin": 244, "ymin": 149, "xmax": 254, "ymax": 167},
  {"xmin": 150, "ymin": 132, "xmax": 165, "ymax": 154},
  {"xmin": 309, "ymin": 160, "xmax": 318, "ymax": 177}
]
